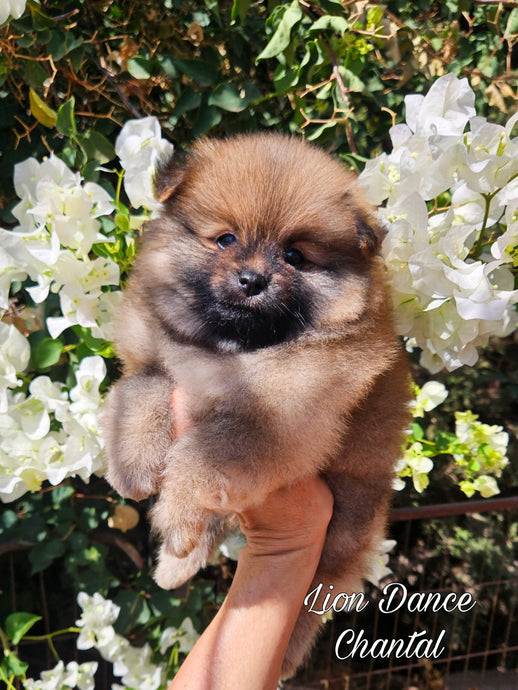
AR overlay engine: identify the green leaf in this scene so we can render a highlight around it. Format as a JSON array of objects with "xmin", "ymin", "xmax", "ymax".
[
  {"xmin": 72, "ymin": 325, "xmax": 115, "ymax": 358},
  {"xmin": 256, "ymin": 0, "xmax": 303, "ymax": 61},
  {"xmin": 506, "ymin": 7, "xmax": 518, "ymax": 35},
  {"xmin": 1, "ymin": 651, "xmax": 29, "ymax": 677},
  {"xmin": 29, "ymin": 539, "xmax": 67, "ymax": 574},
  {"xmin": 31, "ymin": 337, "xmax": 63, "ymax": 370},
  {"xmin": 47, "ymin": 30, "xmax": 82, "ymax": 60},
  {"xmin": 56, "ymin": 97, "xmax": 77, "ymax": 137},
  {"xmin": 77, "ymin": 130, "xmax": 116, "ymax": 164},
  {"xmin": 231, "ymin": 0, "xmax": 251, "ymax": 24},
  {"xmin": 411, "ymin": 422, "xmax": 424, "ymax": 440},
  {"xmin": 173, "ymin": 59, "xmax": 219, "ymax": 86},
  {"xmin": 115, "ymin": 211, "xmax": 131, "ymax": 233},
  {"xmin": 173, "ymin": 87, "xmax": 202, "ymax": 118},
  {"xmin": 310, "ymin": 15, "xmax": 349, "ymax": 35},
  {"xmin": 22, "ymin": 61, "xmax": 48, "ymax": 89},
  {"xmin": 113, "ymin": 591, "xmax": 151, "ymax": 632},
  {"xmin": 127, "ymin": 56, "xmax": 152, "ymax": 80},
  {"xmin": 29, "ymin": 89, "xmax": 57, "ymax": 128},
  {"xmin": 6, "ymin": 612, "xmax": 42, "ymax": 645},
  {"xmin": 366, "ymin": 6, "xmax": 384, "ymax": 27},
  {"xmin": 208, "ymin": 83, "xmax": 261, "ymax": 112},
  {"xmin": 338, "ymin": 66, "xmax": 365, "ymax": 92},
  {"xmin": 192, "ymin": 102, "xmax": 222, "ymax": 138},
  {"xmin": 51, "ymin": 484, "xmax": 75, "ymax": 506},
  {"xmin": 319, "ymin": 0, "xmax": 347, "ymax": 12},
  {"xmin": 273, "ymin": 63, "xmax": 299, "ymax": 92},
  {"xmin": 29, "ymin": 3, "xmax": 55, "ymax": 30}
]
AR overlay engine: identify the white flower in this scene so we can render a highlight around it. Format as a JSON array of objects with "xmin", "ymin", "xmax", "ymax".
[
  {"xmin": 0, "ymin": 0, "xmax": 26, "ymax": 25},
  {"xmin": 115, "ymin": 643, "xmax": 164, "ymax": 690},
  {"xmin": 115, "ymin": 117, "xmax": 174, "ymax": 211},
  {"xmin": 69, "ymin": 356, "xmax": 106, "ymax": 413},
  {"xmin": 23, "ymin": 660, "xmax": 67, "ymax": 690},
  {"xmin": 411, "ymin": 381, "xmax": 448, "ymax": 417},
  {"xmin": 0, "ymin": 322, "xmax": 30, "ymax": 412},
  {"xmin": 76, "ymin": 592, "xmax": 120, "ymax": 650},
  {"xmin": 404, "ymin": 73, "xmax": 475, "ymax": 138},
  {"xmin": 74, "ymin": 590, "xmax": 166, "ymax": 690},
  {"xmin": 219, "ymin": 530, "xmax": 247, "ymax": 560},
  {"xmin": 360, "ymin": 73, "xmax": 518, "ymax": 372},
  {"xmin": 160, "ymin": 617, "xmax": 200, "ymax": 655},
  {"xmin": 364, "ymin": 539, "xmax": 396, "ymax": 587},
  {"xmin": 23, "ymin": 660, "xmax": 98, "ymax": 690},
  {"xmin": 471, "ymin": 475, "xmax": 500, "ymax": 498},
  {"xmin": 13, "ymin": 155, "xmax": 113, "ymax": 260}
]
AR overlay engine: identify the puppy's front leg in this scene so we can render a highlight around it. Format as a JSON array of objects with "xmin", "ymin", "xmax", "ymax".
[{"xmin": 102, "ymin": 370, "xmax": 174, "ymax": 501}]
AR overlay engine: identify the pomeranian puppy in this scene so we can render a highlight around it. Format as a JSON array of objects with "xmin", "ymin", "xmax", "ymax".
[{"xmin": 102, "ymin": 133, "xmax": 410, "ymax": 677}]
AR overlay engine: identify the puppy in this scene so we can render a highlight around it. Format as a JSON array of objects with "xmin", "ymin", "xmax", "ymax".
[{"xmin": 102, "ymin": 133, "xmax": 411, "ymax": 678}]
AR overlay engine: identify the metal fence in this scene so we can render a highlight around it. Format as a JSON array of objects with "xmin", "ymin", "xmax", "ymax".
[{"xmin": 289, "ymin": 496, "xmax": 518, "ymax": 690}]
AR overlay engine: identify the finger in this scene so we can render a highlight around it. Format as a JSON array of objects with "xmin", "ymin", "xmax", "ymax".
[{"xmin": 171, "ymin": 388, "xmax": 191, "ymax": 437}]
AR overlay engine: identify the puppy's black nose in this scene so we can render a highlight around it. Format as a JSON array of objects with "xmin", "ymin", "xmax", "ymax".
[{"xmin": 238, "ymin": 269, "xmax": 268, "ymax": 297}]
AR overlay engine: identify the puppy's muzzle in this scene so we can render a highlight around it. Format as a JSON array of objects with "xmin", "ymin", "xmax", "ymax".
[{"xmin": 238, "ymin": 269, "xmax": 268, "ymax": 297}]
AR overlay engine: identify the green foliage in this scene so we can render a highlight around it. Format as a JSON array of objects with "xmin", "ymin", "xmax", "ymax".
[{"xmin": 2, "ymin": 0, "xmax": 518, "ymax": 210}]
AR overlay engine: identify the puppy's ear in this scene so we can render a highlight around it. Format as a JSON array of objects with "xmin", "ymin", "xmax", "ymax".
[
  {"xmin": 354, "ymin": 210, "xmax": 385, "ymax": 259},
  {"xmin": 154, "ymin": 152, "xmax": 187, "ymax": 203}
]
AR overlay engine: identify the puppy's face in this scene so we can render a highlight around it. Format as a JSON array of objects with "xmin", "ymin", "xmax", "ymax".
[{"xmin": 134, "ymin": 134, "xmax": 383, "ymax": 352}]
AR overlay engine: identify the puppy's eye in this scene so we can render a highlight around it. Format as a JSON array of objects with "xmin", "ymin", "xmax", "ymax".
[
  {"xmin": 284, "ymin": 247, "xmax": 305, "ymax": 268},
  {"xmin": 216, "ymin": 233, "xmax": 237, "ymax": 248}
]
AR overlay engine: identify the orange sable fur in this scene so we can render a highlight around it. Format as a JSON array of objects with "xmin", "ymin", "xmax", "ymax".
[{"xmin": 102, "ymin": 133, "xmax": 411, "ymax": 678}]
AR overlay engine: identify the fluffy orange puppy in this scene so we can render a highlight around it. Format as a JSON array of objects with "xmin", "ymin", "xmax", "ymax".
[{"xmin": 102, "ymin": 133, "xmax": 411, "ymax": 678}]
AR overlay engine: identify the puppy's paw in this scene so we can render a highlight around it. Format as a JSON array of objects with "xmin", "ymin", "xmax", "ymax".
[
  {"xmin": 154, "ymin": 544, "xmax": 209, "ymax": 590},
  {"xmin": 106, "ymin": 464, "xmax": 158, "ymax": 501},
  {"xmin": 150, "ymin": 499, "xmax": 208, "ymax": 558},
  {"xmin": 163, "ymin": 523, "xmax": 204, "ymax": 559}
]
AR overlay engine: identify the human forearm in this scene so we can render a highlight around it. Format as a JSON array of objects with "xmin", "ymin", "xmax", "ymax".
[{"xmin": 168, "ymin": 478, "xmax": 332, "ymax": 690}]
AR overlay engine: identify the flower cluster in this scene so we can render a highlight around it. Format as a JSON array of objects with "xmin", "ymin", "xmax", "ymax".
[
  {"xmin": 359, "ymin": 73, "xmax": 518, "ymax": 373},
  {"xmin": 74, "ymin": 592, "xmax": 196, "ymax": 690},
  {"xmin": 454, "ymin": 410, "xmax": 509, "ymax": 498},
  {"xmin": 75, "ymin": 592, "xmax": 165, "ymax": 690},
  {"xmin": 24, "ymin": 661, "xmax": 98, "ymax": 690},
  {"xmin": 1, "ymin": 155, "xmax": 121, "ymax": 342},
  {"xmin": 0, "ymin": 352, "xmax": 107, "ymax": 502},
  {"xmin": 1, "ymin": 118, "xmax": 173, "ymax": 504},
  {"xmin": 396, "ymin": 381, "xmax": 510, "ymax": 497}
]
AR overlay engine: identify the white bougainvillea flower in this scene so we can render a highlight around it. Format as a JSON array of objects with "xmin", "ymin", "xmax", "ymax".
[
  {"xmin": 364, "ymin": 539, "xmax": 396, "ymax": 587},
  {"xmin": 0, "ymin": 0, "xmax": 26, "ymax": 25},
  {"xmin": 160, "ymin": 617, "xmax": 200, "ymax": 655},
  {"xmin": 46, "ymin": 252, "xmax": 119, "ymax": 338},
  {"xmin": 115, "ymin": 116, "xmax": 175, "ymax": 211},
  {"xmin": 359, "ymin": 73, "xmax": 518, "ymax": 372},
  {"xmin": 411, "ymin": 381, "xmax": 448, "ymax": 417},
  {"xmin": 13, "ymin": 155, "xmax": 114, "ymax": 260},
  {"xmin": 76, "ymin": 592, "xmax": 120, "ymax": 650},
  {"xmin": 113, "ymin": 643, "xmax": 164, "ymax": 690},
  {"xmin": 219, "ymin": 529, "xmax": 247, "ymax": 560},
  {"xmin": 69, "ymin": 355, "xmax": 106, "ymax": 412},
  {"xmin": 404, "ymin": 73, "xmax": 475, "ymax": 137},
  {"xmin": 0, "ymin": 322, "xmax": 30, "ymax": 412},
  {"xmin": 471, "ymin": 475, "xmax": 500, "ymax": 498},
  {"xmin": 73, "ymin": 591, "xmax": 168, "ymax": 688},
  {"xmin": 0, "ymin": 240, "xmax": 28, "ymax": 310},
  {"xmin": 23, "ymin": 660, "xmax": 99, "ymax": 690}
]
